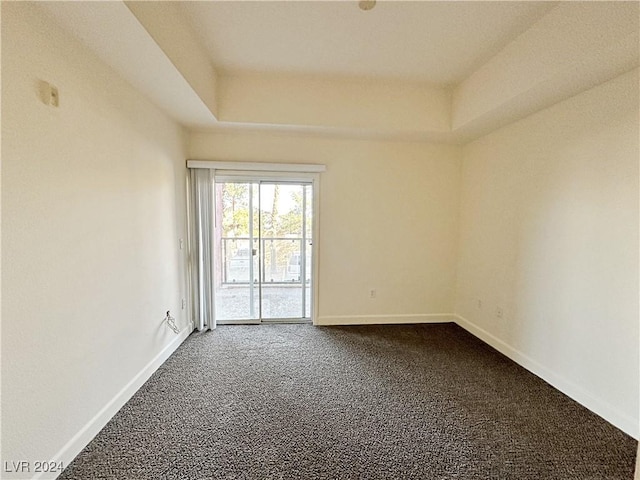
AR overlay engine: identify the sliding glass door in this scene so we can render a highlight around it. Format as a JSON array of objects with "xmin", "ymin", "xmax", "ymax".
[{"xmin": 213, "ymin": 179, "xmax": 313, "ymax": 323}]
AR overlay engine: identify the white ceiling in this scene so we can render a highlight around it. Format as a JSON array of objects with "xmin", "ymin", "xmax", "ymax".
[
  {"xmin": 179, "ymin": 1, "xmax": 556, "ymax": 85},
  {"xmin": 40, "ymin": 1, "xmax": 214, "ymax": 128},
  {"xmin": 37, "ymin": 1, "xmax": 638, "ymax": 141}
]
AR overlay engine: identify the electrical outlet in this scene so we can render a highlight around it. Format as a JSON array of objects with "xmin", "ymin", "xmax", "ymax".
[
  {"xmin": 477, "ymin": 299, "xmax": 483, "ymax": 309},
  {"xmin": 181, "ymin": 298, "xmax": 186, "ymax": 310},
  {"xmin": 369, "ymin": 289, "xmax": 377, "ymax": 299},
  {"xmin": 496, "ymin": 307, "xmax": 503, "ymax": 318}
]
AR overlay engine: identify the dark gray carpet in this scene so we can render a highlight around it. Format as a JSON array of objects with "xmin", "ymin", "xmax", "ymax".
[{"xmin": 59, "ymin": 323, "xmax": 637, "ymax": 479}]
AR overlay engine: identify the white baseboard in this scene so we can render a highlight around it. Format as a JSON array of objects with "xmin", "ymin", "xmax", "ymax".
[
  {"xmin": 453, "ymin": 314, "xmax": 639, "ymax": 440},
  {"xmin": 316, "ymin": 313, "xmax": 454, "ymax": 326},
  {"xmin": 39, "ymin": 327, "xmax": 192, "ymax": 480}
]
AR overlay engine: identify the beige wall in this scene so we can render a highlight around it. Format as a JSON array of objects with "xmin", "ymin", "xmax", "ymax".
[
  {"xmin": 455, "ymin": 69, "xmax": 639, "ymax": 437},
  {"xmin": 190, "ymin": 131, "xmax": 462, "ymax": 324},
  {"xmin": 1, "ymin": 3, "xmax": 189, "ymax": 476},
  {"xmin": 217, "ymin": 74, "xmax": 450, "ymax": 134}
]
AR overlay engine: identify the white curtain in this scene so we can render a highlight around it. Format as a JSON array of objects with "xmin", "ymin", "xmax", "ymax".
[{"xmin": 188, "ymin": 168, "xmax": 215, "ymax": 331}]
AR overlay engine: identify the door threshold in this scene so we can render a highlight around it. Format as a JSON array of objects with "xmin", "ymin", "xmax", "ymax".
[
  {"xmin": 216, "ymin": 319, "xmax": 261, "ymax": 325},
  {"xmin": 216, "ymin": 318, "xmax": 312, "ymax": 325},
  {"xmin": 261, "ymin": 318, "xmax": 312, "ymax": 324}
]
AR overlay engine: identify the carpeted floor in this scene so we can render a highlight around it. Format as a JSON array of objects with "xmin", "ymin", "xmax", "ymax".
[{"xmin": 59, "ymin": 323, "xmax": 637, "ymax": 479}]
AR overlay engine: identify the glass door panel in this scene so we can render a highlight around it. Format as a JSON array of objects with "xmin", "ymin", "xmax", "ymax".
[
  {"xmin": 214, "ymin": 182, "xmax": 259, "ymax": 322},
  {"xmin": 214, "ymin": 179, "xmax": 313, "ymax": 323},
  {"xmin": 259, "ymin": 183, "xmax": 309, "ymax": 320}
]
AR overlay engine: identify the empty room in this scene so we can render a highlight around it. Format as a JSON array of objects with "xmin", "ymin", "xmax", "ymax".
[{"xmin": 1, "ymin": 1, "xmax": 638, "ymax": 479}]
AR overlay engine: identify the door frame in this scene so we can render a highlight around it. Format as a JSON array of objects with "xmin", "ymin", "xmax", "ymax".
[{"xmin": 198, "ymin": 163, "xmax": 323, "ymax": 325}]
